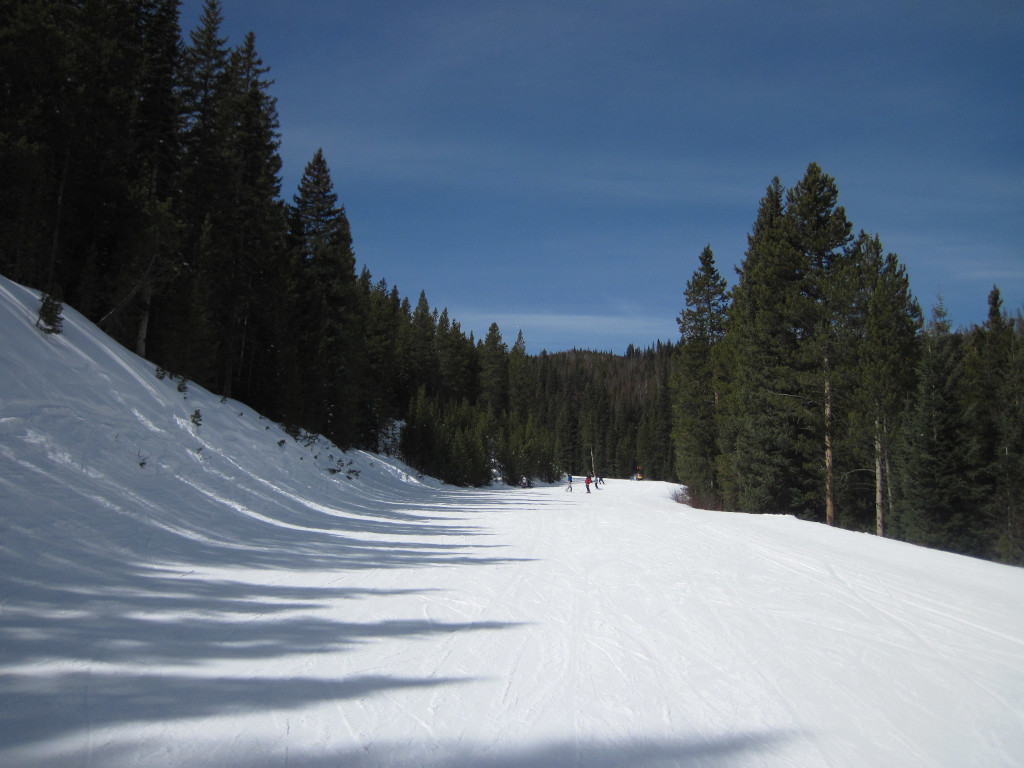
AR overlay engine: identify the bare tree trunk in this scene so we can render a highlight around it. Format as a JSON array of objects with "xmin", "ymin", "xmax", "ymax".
[
  {"xmin": 222, "ymin": 331, "xmax": 235, "ymax": 400},
  {"xmin": 885, "ymin": 450, "xmax": 895, "ymax": 523},
  {"xmin": 875, "ymin": 417, "xmax": 884, "ymax": 537},
  {"xmin": 135, "ymin": 282, "xmax": 152, "ymax": 357},
  {"xmin": 36, "ymin": 146, "xmax": 71, "ymax": 333},
  {"xmin": 47, "ymin": 145, "xmax": 72, "ymax": 286},
  {"xmin": 825, "ymin": 372, "xmax": 835, "ymax": 526}
]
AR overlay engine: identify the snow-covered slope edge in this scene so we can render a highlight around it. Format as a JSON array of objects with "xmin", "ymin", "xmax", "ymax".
[{"xmin": 0, "ymin": 273, "xmax": 451, "ymax": 563}]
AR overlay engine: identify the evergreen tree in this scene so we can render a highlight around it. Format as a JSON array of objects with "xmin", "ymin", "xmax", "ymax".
[
  {"xmin": 98, "ymin": 0, "xmax": 183, "ymax": 358},
  {"xmin": 672, "ymin": 245, "xmax": 728, "ymax": 506},
  {"xmin": 992, "ymin": 311, "xmax": 1024, "ymax": 563},
  {"xmin": 400, "ymin": 385, "xmax": 433, "ymax": 474},
  {"xmin": 508, "ymin": 330, "xmax": 533, "ymax": 418},
  {"xmin": 436, "ymin": 309, "xmax": 478, "ymax": 405},
  {"xmin": 59, "ymin": 0, "xmax": 149, "ymax": 319},
  {"xmin": 720, "ymin": 164, "xmax": 853, "ymax": 521},
  {"xmin": 638, "ymin": 372, "xmax": 674, "ymax": 481},
  {"xmin": 360, "ymin": 272, "xmax": 404, "ymax": 448},
  {"xmin": 36, "ymin": 290, "xmax": 64, "ymax": 335},
  {"xmin": 964, "ymin": 288, "xmax": 1024, "ymax": 562},
  {"xmin": 717, "ymin": 177, "xmax": 808, "ymax": 513},
  {"xmin": 166, "ymin": 2, "xmax": 287, "ymax": 402},
  {"xmin": 0, "ymin": 0, "xmax": 71, "ymax": 287},
  {"xmin": 478, "ymin": 323, "xmax": 509, "ymax": 413},
  {"xmin": 786, "ymin": 162, "xmax": 853, "ymax": 525},
  {"xmin": 218, "ymin": 30, "xmax": 286, "ymax": 402},
  {"xmin": 169, "ymin": 0, "xmax": 233, "ymax": 385},
  {"xmin": 555, "ymin": 399, "xmax": 579, "ymax": 475},
  {"xmin": 406, "ymin": 291, "xmax": 438, "ymax": 396},
  {"xmin": 286, "ymin": 149, "xmax": 362, "ymax": 447},
  {"xmin": 893, "ymin": 301, "xmax": 979, "ymax": 554},
  {"xmin": 849, "ymin": 233, "xmax": 922, "ymax": 535}
]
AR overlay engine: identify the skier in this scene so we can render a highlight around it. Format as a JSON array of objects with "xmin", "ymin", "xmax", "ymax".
[
  {"xmin": 566, "ymin": 474, "xmax": 573, "ymax": 492},
  {"xmin": 585, "ymin": 474, "xmax": 592, "ymax": 493}
]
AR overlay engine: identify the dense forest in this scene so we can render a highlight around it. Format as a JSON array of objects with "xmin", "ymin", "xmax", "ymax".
[{"xmin": 2, "ymin": 0, "xmax": 1021, "ymax": 564}]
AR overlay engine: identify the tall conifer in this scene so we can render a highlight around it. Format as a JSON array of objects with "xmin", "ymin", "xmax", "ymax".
[
  {"xmin": 672, "ymin": 245, "xmax": 728, "ymax": 506},
  {"xmin": 478, "ymin": 323, "xmax": 509, "ymax": 414},
  {"xmin": 218, "ymin": 31, "xmax": 285, "ymax": 401},
  {"xmin": 287, "ymin": 149, "xmax": 362, "ymax": 447},
  {"xmin": 171, "ymin": 0, "xmax": 232, "ymax": 386},
  {"xmin": 786, "ymin": 162, "xmax": 853, "ymax": 525},
  {"xmin": 717, "ymin": 177, "xmax": 807, "ymax": 513},
  {"xmin": 850, "ymin": 232, "xmax": 921, "ymax": 535},
  {"xmin": 893, "ymin": 301, "xmax": 978, "ymax": 553},
  {"xmin": 965, "ymin": 288, "xmax": 1024, "ymax": 561}
]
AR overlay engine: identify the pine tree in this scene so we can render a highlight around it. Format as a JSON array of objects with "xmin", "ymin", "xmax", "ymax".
[
  {"xmin": 97, "ymin": 0, "xmax": 183, "ymax": 358},
  {"xmin": 168, "ymin": 3, "xmax": 288, "ymax": 402},
  {"xmin": 59, "ymin": 0, "xmax": 149, "ymax": 319},
  {"xmin": 992, "ymin": 311, "xmax": 1024, "ymax": 563},
  {"xmin": 36, "ymin": 291, "xmax": 64, "ymax": 335},
  {"xmin": 215, "ymin": 30, "xmax": 286, "ymax": 402},
  {"xmin": 360, "ymin": 272, "xmax": 405, "ymax": 448},
  {"xmin": 555, "ymin": 399, "xmax": 579, "ymax": 475},
  {"xmin": 436, "ymin": 309, "xmax": 478, "ymax": 405},
  {"xmin": 672, "ymin": 245, "xmax": 728, "ymax": 506},
  {"xmin": 786, "ymin": 162, "xmax": 853, "ymax": 525},
  {"xmin": 508, "ymin": 330, "xmax": 533, "ymax": 418},
  {"xmin": 406, "ymin": 291, "xmax": 439, "ymax": 397},
  {"xmin": 964, "ymin": 288, "xmax": 1024, "ymax": 561},
  {"xmin": 638, "ymin": 369, "xmax": 674, "ymax": 481},
  {"xmin": 287, "ymin": 149, "xmax": 362, "ymax": 447},
  {"xmin": 478, "ymin": 323, "xmax": 509, "ymax": 413},
  {"xmin": 170, "ymin": 0, "xmax": 233, "ymax": 386},
  {"xmin": 893, "ymin": 301, "xmax": 978, "ymax": 553},
  {"xmin": 401, "ymin": 385, "xmax": 433, "ymax": 473},
  {"xmin": 0, "ymin": 0, "xmax": 70, "ymax": 287},
  {"xmin": 717, "ymin": 177, "xmax": 808, "ymax": 513},
  {"xmin": 850, "ymin": 233, "xmax": 922, "ymax": 535}
]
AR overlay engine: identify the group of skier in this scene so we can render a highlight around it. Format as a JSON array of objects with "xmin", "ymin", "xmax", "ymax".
[{"xmin": 565, "ymin": 473, "xmax": 603, "ymax": 493}]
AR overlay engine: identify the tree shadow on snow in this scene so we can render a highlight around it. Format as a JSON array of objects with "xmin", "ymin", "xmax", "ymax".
[
  {"xmin": 0, "ymin": 472, "xmax": 533, "ymax": 752},
  {"xmin": 61, "ymin": 732, "xmax": 803, "ymax": 768},
  {"xmin": 0, "ymin": 671, "xmax": 481, "ymax": 749}
]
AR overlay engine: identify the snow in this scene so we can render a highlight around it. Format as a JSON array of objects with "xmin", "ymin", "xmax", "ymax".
[{"xmin": 1, "ymin": 273, "xmax": 1023, "ymax": 768}]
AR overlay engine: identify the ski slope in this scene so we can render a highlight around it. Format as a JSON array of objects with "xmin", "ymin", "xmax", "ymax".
[{"xmin": 2, "ymin": 274, "xmax": 1023, "ymax": 767}]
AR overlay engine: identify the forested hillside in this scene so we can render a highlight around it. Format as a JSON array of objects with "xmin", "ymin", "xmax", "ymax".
[
  {"xmin": 0, "ymin": 0, "xmax": 674, "ymax": 488},
  {"xmin": 2, "ymin": 0, "xmax": 1021, "ymax": 563},
  {"xmin": 672, "ymin": 166, "xmax": 1024, "ymax": 564}
]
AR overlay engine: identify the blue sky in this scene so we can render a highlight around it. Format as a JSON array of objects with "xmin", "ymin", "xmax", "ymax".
[{"xmin": 181, "ymin": 0, "xmax": 1023, "ymax": 354}]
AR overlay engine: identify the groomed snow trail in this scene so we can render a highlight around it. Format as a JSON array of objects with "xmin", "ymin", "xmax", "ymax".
[{"xmin": 2, "ymin": 274, "xmax": 1024, "ymax": 767}]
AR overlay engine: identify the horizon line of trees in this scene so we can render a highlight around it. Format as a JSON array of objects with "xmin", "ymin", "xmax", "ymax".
[{"xmin": 3, "ymin": 2, "xmax": 1021, "ymax": 565}]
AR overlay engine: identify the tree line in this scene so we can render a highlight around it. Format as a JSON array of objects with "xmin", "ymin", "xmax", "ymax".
[
  {"xmin": 3, "ymin": 2, "xmax": 1020, "ymax": 564},
  {"xmin": 672, "ymin": 163, "xmax": 1024, "ymax": 565}
]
